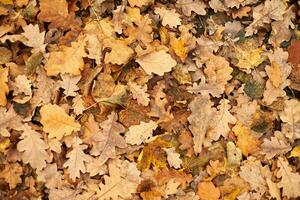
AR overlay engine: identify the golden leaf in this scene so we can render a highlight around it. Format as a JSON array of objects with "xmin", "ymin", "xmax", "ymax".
[
  {"xmin": 232, "ymin": 122, "xmax": 261, "ymax": 156},
  {"xmin": 40, "ymin": 104, "xmax": 81, "ymax": 139},
  {"xmin": 289, "ymin": 145, "xmax": 300, "ymax": 159},
  {"xmin": 0, "ymin": 66, "xmax": 9, "ymax": 106},
  {"xmin": 197, "ymin": 181, "xmax": 220, "ymax": 200},
  {"xmin": 45, "ymin": 40, "xmax": 85, "ymax": 76},
  {"xmin": 235, "ymin": 39, "xmax": 266, "ymax": 70},
  {"xmin": 0, "ymin": 0, "xmax": 13, "ymax": 4},
  {"xmin": 0, "ymin": 163, "xmax": 22, "ymax": 189},
  {"xmin": 170, "ymin": 35, "xmax": 187, "ymax": 61}
]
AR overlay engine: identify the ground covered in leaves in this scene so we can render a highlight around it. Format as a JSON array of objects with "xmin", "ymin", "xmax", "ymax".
[{"xmin": 0, "ymin": 0, "xmax": 300, "ymax": 199}]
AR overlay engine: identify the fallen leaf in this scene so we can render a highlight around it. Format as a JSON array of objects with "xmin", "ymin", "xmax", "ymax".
[
  {"xmin": 155, "ymin": 7, "xmax": 181, "ymax": 28},
  {"xmin": 40, "ymin": 104, "xmax": 81, "ymax": 139},
  {"xmin": 0, "ymin": 162, "xmax": 22, "ymax": 189},
  {"xmin": 197, "ymin": 181, "xmax": 220, "ymax": 200},
  {"xmin": 0, "ymin": 66, "xmax": 9, "ymax": 106},
  {"xmin": 126, "ymin": 120, "xmax": 157, "ymax": 145}
]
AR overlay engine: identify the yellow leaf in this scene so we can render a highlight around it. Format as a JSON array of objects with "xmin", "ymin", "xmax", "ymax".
[
  {"xmin": 0, "ymin": 0, "xmax": 13, "ymax": 4},
  {"xmin": 232, "ymin": 122, "xmax": 261, "ymax": 156},
  {"xmin": 0, "ymin": 138, "xmax": 10, "ymax": 152},
  {"xmin": 45, "ymin": 40, "xmax": 85, "ymax": 76},
  {"xmin": 289, "ymin": 145, "xmax": 300, "ymax": 159},
  {"xmin": 0, "ymin": 66, "xmax": 9, "ymax": 106},
  {"xmin": 137, "ymin": 137, "xmax": 172, "ymax": 171},
  {"xmin": 170, "ymin": 36, "xmax": 187, "ymax": 61},
  {"xmin": 0, "ymin": 163, "xmax": 22, "ymax": 189},
  {"xmin": 159, "ymin": 27, "xmax": 169, "ymax": 45},
  {"xmin": 197, "ymin": 181, "xmax": 220, "ymax": 200},
  {"xmin": 265, "ymin": 61, "xmax": 283, "ymax": 87},
  {"xmin": 40, "ymin": 104, "xmax": 81, "ymax": 139},
  {"xmin": 128, "ymin": 0, "xmax": 153, "ymax": 7},
  {"xmin": 104, "ymin": 38, "xmax": 134, "ymax": 65},
  {"xmin": 235, "ymin": 39, "xmax": 266, "ymax": 70}
]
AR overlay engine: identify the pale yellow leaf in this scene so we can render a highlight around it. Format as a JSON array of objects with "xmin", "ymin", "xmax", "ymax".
[
  {"xmin": 136, "ymin": 50, "xmax": 177, "ymax": 76},
  {"xmin": 0, "ymin": 162, "xmax": 22, "ymax": 189},
  {"xmin": 155, "ymin": 7, "xmax": 181, "ymax": 28},
  {"xmin": 126, "ymin": 120, "xmax": 157, "ymax": 145}
]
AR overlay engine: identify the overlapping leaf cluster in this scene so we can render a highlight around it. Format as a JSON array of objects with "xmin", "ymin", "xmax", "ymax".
[{"xmin": 0, "ymin": 0, "xmax": 300, "ymax": 199}]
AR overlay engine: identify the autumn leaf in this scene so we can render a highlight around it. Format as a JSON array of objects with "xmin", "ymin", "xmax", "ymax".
[
  {"xmin": 154, "ymin": 7, "xmax": 181, "ymax": 28},
  {"xmin": 136, "ymin": 50, "xmax": 177, "ymax": 76},
  {"xmin": 40, "ymin": 104, "xmax": 81, "ymax": 139},
  {"xmin": 44, "ymin": 40, "xmax": 86, "ymax": 76},
  {"xmin": 0, "ymin": 162, "xmax": 22, "ymax": 189},
  {"xmin": 232, "ymin": 122, "xmax": 261, "ymax": 156},
  {"xmin": 128, "ymin": 81, "xmax": 150, "ymax": 107},
  {"xmin": 289, "ymin": 145, "xmax": 300, "ymax": 159},
  {"xmin": 197, "ymin": 181, "xmax": 220, "ymax": 200},
  {"xmin": 63, "ymin": 136, "xmax": 91, "ymax": 181},
  {"xmin": 0, "ymin": 66, "xmax": 9, "ymax": 106},
  {"xmin": 126, "ymin": 120, "xmax": 157, "ymax": 145}
]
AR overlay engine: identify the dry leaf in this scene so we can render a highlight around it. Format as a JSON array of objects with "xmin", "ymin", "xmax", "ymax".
[
  {"xmin": 289, "ymin": 145, "xmax": 300, "ymax": 159},
  {"xmin": 0, "ymin": 162, "xmax": 22, "ymax": 189},
  {"xmin": 276, "ymin": 157, "xmax": 300, "ymax": 198},
  {"xmin": 197, "ymin": 181, "xmax": 220, "ymax": 200},
  {"xmin": 17, "ymin": 124, "xmax": 50, "ymax": 170},
  {"xmin": 261, "ymin": 132, "xmax": 291, "ymax": 159},
  {"xmin": 128, "ymin": 81, "xmax": 150, "ymax": 106},
  {"xmin": 176, "ymin": 0, "xmax": 207, "ymax": 16},
  {"xmin": 126, "ymin": 120, "xmax": 157, "ymax": 145},
  {"xmin": 22, "ymin": 24, "xmax": 46, "ymax": 53},
  {"xmin": 63, "ymin": 136, "xmax": 91, "ymax": 181},
  {"xmin": 136, "ymin": 50, "xmax": 177, "ymax": 76},
  {"xmin": 40, "ymin": 104, "xmax": 81, "ymax": 139},
  {"xmin": 128, "ymin": 0, "xmax": 153, "ymax": 7},
  {"xmin": 164, "ymin": 147, "xmax": 182, "ymax": 169},
  {"xmin": 155, "ymin": 7, "xmax": 181, "ymax": 28},
  {"xmin": 45, "ymin": 40, "xmax": 86, "ymax": 76},
  {"xmin": 59, "ymin": 74, "xmax": 81, "ymax": 97},
  {"xmin": 0, "ymin": 66, "xmax": 9, "ymax": 106}
]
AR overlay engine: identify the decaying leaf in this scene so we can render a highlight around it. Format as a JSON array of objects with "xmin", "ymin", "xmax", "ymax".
[{"xmin": 0, "ymin": 162, "xmax": 22, "ymax": 189}]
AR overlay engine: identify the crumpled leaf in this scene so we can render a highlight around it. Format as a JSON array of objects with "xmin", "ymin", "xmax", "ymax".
[
  {"xmin": 276, "ymin": 157, "xmax": 300, "ymax": 198},
  {"xmin": 136, "ymin": 50, "xmax": 177, "ymax": 76},
  {"xmin": 126, "ymin": 120, "xmax": 157, "ymax": 145},
  {"xmin": 90, "ymin": 112, "xmax": 126, "ymax": 165},
  {"xmin": 40, "ymin": 104, "xmax": 81, "ymax": 139},
  {"xmin": 17, "ymin": 124, "xmax": 50, "ymax": 170},
  {"xmin": 261, "ymin": 132, "xmax": 291, "ymax": 159},
  {"xmin": 96, "ymin": 159, "xmax": 141, "ymax": 200}
]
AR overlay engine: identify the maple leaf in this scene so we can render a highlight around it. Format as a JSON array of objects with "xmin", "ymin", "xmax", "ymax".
[
  {"xmin": 188, "ymin": 95, "xmax": 216, "ymax": 154},
  {"xmin": 0, "ymin": 162, "xmax": 22, "ymax": 189},
  {"xmin": 21, "ymin": 24, "xmax": 46, "ymax": 53},
  {"xmin": 136, "ymin": 50, "xmax": 177, "ymax": 76},
  {"xmin": 63, "ymin": 136, "xmax": 91, "ymax": 181},
  {"xmin": 125, "ymin": 120, "xmax": 157, "ymax": 145},
  {"xmin": 40, "ymin": 104, "xmax": 81, "ymax": 139},
  {"xmin": 155, "ymin": 7, "xmax": 181, "ymax": 28},
  {"xmin": 96, "ymin": 159, "xmax": 141, "ymax": 200},
  {"xmin": 232, "ymin": 122, "xmax": 260, "ymax": 156},
  {"xmin": 17, "ymin": 124, "xmax": 50, "ymax": 170},
  {"xmin": 164, "ymin": 147, "xmax": 182, "ymax": 169},
  {"xmin": 197, "ymin": 181, "xmax": 220, "ymax": 200},
  {"xmin": 0, "ymin": 66, "xmax": 9, "ymax": 106},
  {"xmin": 128, "ymin": 81, "xmax": 150, "ymax": 107},
  {"xmin": 276, "ymin": 157, "xmax": 300, "ymax": 198},
  {"xmin": 176, "ymin": 0, "xmax": 207, "ymax": 16},
  {"xmin": 59, "ymin": 74, "xmax": 81, "ymax": 97},
  {"xmin": 90, "ymin": 112, "xmax": 126, "ymax": 165},
  {"xmin": 45, "ymin": 40, "xmax": 86, "ymax": 76}
]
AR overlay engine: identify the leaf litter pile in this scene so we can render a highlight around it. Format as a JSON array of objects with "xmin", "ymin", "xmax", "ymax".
[{"xmin": 0, "ymin": 0, "xmax": 300, "ymax": 199}]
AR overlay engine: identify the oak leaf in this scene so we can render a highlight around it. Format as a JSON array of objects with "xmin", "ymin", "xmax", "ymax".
[
  {"xmin": 38, "ymin": 0, "xmax": 68, "ymax": 23},
  {"xmin": 36, "ymin": 163, "xmax": 63, "ymax": 189},
  {"xmin": 63, "ymin": 136, "xmax": 91, "ymax": 181},
  {"xmin": 176, "ymin": 0, "xmax": 207, "ymax": 16},
  {"xmin": 59, "ymin": 74, "xmax": 81, "ymax": 97},
  {"xmin": 0, "ymin": 106, "xmax": 23, "ymax": 136},
  {"xmin": 96, "ymin": 159, "xmax": 141, "ymax": 200},
  {"xmin": 164, "ymin": 147, "xmax": 182, "ymax": 169},
  {"xmin": 45, "ymin": 40, "xmax": 86, "ymax": 76},
  {"xmin": 12, "ymin": 74, "xmax": 32, "ymax": 104},
  {"xmin": 154, "ymin": 7, "xmax": 181, "ymax": 28},
  {"xmin": 40, "ymin": 104, "xmax": 81, "ymax": 139},
  {"xmin": 128, "ymin": 81, "xmax": 150, "ymax": 107},
  {"xmin": 136, "ymin": 50, "xmax": 177, "ymax": 76},
  {"xmin": 125, "ymin": 120, "xmax": 157, "ymax": 145},
  {"xmin": 276, "ymin": 157, "xmax": 300, "ymax": 198},
  {"xmin": 90, "ymin": 112, "xmax": 126, "ymax": 165},
  {"xmin": 17, "ymin": 124, "xmax": 50, "ymax": 170},
  {"xmin": 261, "ymin": 132, "xmax": 291, "ymax": 159},
  {"xmin": 128, "ymin": 0, "xmax": 153, "ymax": 7}
]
